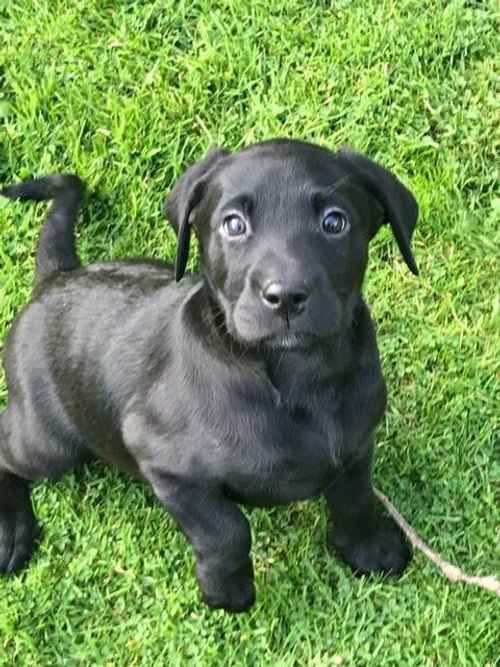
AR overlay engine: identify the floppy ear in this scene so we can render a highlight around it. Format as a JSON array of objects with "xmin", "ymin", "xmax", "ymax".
[
  {"xmin": 337, "ymin": 149, "xmax": 419, "ymax": 275},
  {"xmin": 164, "ymin": 148, "xmax": 230, "ymax": 281}
]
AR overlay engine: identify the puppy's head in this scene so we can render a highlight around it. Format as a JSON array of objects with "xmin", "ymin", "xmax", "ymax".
[{"xmin": 165, "ymin": 139, "xmax": 418, "ymax": 349}]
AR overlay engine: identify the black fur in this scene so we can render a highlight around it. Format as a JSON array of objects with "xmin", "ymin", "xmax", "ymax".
[{"xmin": 0, "ymin": 139, "xmax": 417, "ymax": 612}]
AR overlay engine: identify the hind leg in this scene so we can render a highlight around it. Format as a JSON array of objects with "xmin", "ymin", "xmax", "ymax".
[
  {"xmin": 0, "ymin": 471, "xmax": 40, "ymax": 574},
  {"xmin": 0, "ymin": 406, "xmax": 91, "ymax": 574}
]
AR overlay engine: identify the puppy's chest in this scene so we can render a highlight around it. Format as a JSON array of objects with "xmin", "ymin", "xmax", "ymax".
[
  {"xmin": 198, "ymin": 358, "xmax": 383, "ymax": 505},
  {"xmin": 210, "ymin": 385, "xmax": 343, "ymax": 505}
]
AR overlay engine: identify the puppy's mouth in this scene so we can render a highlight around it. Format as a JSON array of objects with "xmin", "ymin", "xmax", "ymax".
[
  {"xmin": 225, "ymin": 289, "xmax": 343, "ymax": 350},
  {"xmin": 261, "ymin": 332, "xmax": 320, "ymax": 350}
]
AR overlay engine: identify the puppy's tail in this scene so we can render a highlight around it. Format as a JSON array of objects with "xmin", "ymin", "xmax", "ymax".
[{"xmin": 1, "ymin": 174, "xmax": 85, "ymax": 285}]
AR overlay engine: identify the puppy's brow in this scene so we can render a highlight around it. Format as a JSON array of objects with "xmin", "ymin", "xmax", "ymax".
[
  {"xmin": 311, "ymin": 174, "xmax": 357, "ymax": 210},
  {"xmin": 221, "ymin": 193, "xmax": 254, "ymax": 215},
  {"xmin": 315, "ymin": 174, "xmax": 356, "ymax": 199}
]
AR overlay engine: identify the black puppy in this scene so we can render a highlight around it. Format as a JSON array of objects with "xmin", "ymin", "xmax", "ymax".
[{"xmin": 0, "ymin": 139, "xmax": 417, "ymax": 612}]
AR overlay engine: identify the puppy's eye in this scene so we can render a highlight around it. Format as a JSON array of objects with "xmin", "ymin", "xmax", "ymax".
[
  {"xmin": 223, "ymin": 215, "xmax": 247, "ymax": 237},
  {"xmin": 322, "ymin": 211, "xmax": 350, "ymax": 236}
]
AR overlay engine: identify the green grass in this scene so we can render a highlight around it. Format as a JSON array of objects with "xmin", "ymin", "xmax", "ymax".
[{"xmin": 1, "ymin": 0, "xmax": 499, "ymax": 664}]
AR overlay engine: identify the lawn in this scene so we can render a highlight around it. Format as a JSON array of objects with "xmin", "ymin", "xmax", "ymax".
[{"xmin": 0, "ymin": 0, "xmax": 499, "ymax": 665}]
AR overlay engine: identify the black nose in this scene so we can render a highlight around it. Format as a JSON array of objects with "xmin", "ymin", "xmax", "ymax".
[{"xmin": 261, "ymin": 281, "xmax": 309, "ymax": 318}]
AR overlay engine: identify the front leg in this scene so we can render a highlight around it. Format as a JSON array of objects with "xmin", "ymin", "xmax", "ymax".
[
  {"xmin": 325, "ymin": 448, "xmax": 412, "ymax": 576},
  {"xmin": 149, "ymin": 471, "xmax": 255, "ymax": 612}
]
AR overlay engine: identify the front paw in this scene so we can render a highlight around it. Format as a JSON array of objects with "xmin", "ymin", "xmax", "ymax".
[
  {"xmin": 196, "ymin": 559, "xmax": 256, "ymax": 613},
  {"xmin": 329, "ymin": 516, "xmax": 412, "ymax": 577}
]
